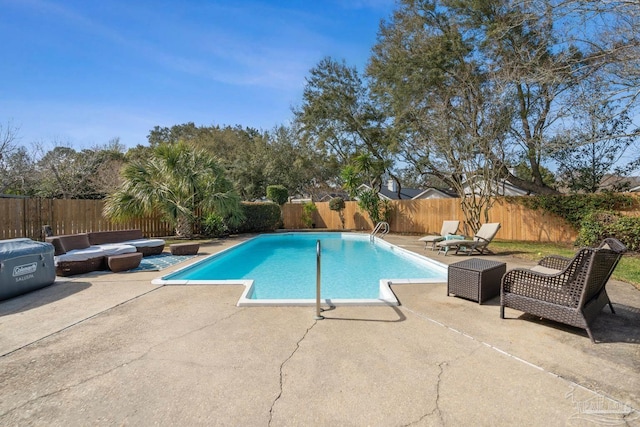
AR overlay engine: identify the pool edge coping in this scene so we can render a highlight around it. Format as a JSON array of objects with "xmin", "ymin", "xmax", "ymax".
[{"xmin": 151, "ymin": 232, "xmax": 449, "ymax": 307}]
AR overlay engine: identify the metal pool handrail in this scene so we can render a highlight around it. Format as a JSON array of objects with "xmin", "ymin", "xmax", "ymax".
[
  {"xmin": 315, "ymin": 240, "xmax": 324, "ymax": 320},
  {"xmin": 370, "ymin": 222, "xmax": 389, "ymax": 240}
]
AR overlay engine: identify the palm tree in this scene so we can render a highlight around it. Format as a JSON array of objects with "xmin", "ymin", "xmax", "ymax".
[{"xmin": 103, "ymin": 142, "xmax": 243, "ymax": 237}]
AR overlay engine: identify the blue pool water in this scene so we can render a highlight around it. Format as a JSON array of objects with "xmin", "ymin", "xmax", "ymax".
[{"xmin": 155, "ymin": 232, "xmax": 447, "ymax": 305}]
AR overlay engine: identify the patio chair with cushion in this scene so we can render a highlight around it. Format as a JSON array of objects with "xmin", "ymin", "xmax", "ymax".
[
  {"xmin": 500, "ymin": 238, "xmax": 627, "ymax": 343},
  {"xmin": 418, "ymin": 220, "xmax": 460, "ymax": 250},
  {"xmin": 435, "ymin": 222, "xmax": 501, "ymax": 256}
]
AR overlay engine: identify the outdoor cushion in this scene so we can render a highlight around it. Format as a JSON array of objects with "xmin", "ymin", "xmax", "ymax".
[
  {"xmin": 529, "ymin": 265, "xmax": 562, "ymax": 275},
  {"xmin": 60, "ymin": 233, "xmax": 92, "ymax": 252},
  {"xmin": 86, "ymin": 230, "xmax": 164, "ymax": 256},
  {"xmin": 45, "ymin": 233, "xmax": 92, "ymax": 255},
  {"xmin": 419, "ymin": 220, "xmax": 460, "ymax": 250},
  {"xmin": 54, "ymin": 247, "xmax": 107, "ymax": 263},
  {"xmin": 121, "ymin": 238, "xmax": 165, "ymax": 248},
  {"xmin": 93, "ymin": 244, "xmax": 138, "ymax": 256}
]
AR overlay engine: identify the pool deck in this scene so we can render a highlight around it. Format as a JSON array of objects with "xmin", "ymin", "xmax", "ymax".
[{"xmin": 1, "ymin": 234, "xmax": 638, "ymax": 426}]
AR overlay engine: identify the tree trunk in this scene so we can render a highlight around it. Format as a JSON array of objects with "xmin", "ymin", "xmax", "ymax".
[{"xmin": 175, "ymin": 215, "xmax": 193, "ymax": 238}]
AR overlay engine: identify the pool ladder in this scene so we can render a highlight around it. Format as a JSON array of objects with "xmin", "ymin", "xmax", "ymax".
[{"xmin": 370, "ymin": 222, "xmax": 389, "ymax": 241}]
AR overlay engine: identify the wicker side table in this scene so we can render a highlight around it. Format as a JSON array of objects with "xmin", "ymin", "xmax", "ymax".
[
  {"xmin": 170, "ymin": 242, "xmax": 200, "ymax": 256},
  {"xmin": 447, "ymin": 259, "xmax": 506, "ymax": 304},
  {"xmin": 107, "ymin": 252, "xmax": 143, "ymax": 272}
]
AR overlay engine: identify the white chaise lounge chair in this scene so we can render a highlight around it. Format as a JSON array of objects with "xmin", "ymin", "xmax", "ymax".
[
  {"xmin": 435, "ymin": 222, "xmax": 501, "ymax": 256},
  {"xmin": 418, "ymin": 220, "xmax": 460, "ymax": 250}
]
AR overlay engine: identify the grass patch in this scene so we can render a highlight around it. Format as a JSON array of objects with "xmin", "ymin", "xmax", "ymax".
[{"xmin": 492, "ymin": 241, "xmax": 640, "ymax": 289}]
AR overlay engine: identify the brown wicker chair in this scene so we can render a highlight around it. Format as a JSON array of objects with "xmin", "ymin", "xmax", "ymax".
[{"xmin": 500, "ymin": 238, "xmax": 627, "ymax": 342}]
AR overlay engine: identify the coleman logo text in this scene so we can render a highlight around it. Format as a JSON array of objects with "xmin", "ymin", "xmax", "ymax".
[{"xmin": 13, "ymin": 262, "xmax": 37, "ymax": 277}]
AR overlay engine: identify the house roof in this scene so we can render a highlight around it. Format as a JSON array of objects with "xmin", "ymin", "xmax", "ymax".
[
  {"xmin": 378, "ymin": 186, "xmax": 424, "ymax": 200},
  {"xmin": 357, "ymin": 184, "xmax": 455, "ymax": 200},
  {"xmin": 600, "ymin": 174, "xmax": 640, "ymax": 192},
  {"xmin": 414, "ymin": 188, "xmax": 457, "ymax": 199},
  {"xmin": 462, "ymin": 179, "xmax": 532, "ymax": 196},
  {"xmin": 358, "ymin": 177, "xmax": 533, "ymax": 199}
]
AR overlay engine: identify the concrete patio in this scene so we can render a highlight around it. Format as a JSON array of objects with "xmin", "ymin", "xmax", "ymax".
[{"xmin": 1, "ymin": 234, "xmax": 638, "ymax": 426}]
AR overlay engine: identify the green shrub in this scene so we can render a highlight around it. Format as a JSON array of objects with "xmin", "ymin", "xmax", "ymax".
[
  {"xmin": 515, "ymin": 193, "xmax": 635, "ymax": 229},
  {"xmin": 301, "ymin": 202, "xmax": 318, "ymax": 228},
  {"xmin": 230, "ymin": 202, "xmax": 282, "ymax": 233},
  {"xmin": 266, "ymin": 185, "xmax": 289, "ymax": 205},
  {"xmin": 200, "ymin": 213, "xmax": 229, "ymax": 238},
  {"xmin": 608, "ymin": 216, "xmax": 640, "ymax": 252},
  {"xmin": 576, "ymin": 210, "xmax": 640, "ymax": 251},
  {"xmin": 357, "ymin": 189, "xmax": 392, "ymax": 224},
  {"xmin": 329, "ymin": 197, "xmax": 346, "ymax": 229},
  {"xmin": 329, "ymin": 197, "xmax": 345, "ymax": 211},
  {"xmin": 512, "ymin": 193, "xmax": 638, "ymax": 251},
  {"xmin": 576, "ymin": 211, "xmax": 618, "ymax": 246}
]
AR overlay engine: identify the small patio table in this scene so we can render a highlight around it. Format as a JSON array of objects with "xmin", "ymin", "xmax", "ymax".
[
  {"xmin": 437, "ymin": 234, "xmax": 466, "ymax": 255},
  {"xmin": 447, "ymin": 258, "xmax": 506, "ymax": 304}
]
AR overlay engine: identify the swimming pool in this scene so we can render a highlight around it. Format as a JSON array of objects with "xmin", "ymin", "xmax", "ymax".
[{"xmin": 152, "ymin": 232, "xmax": 447, "ymax": 306}]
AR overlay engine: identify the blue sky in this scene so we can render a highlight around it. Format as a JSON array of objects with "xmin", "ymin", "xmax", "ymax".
[{"xmin": 1, "ymin": 0, "xmax": 396, "ymax": 149}]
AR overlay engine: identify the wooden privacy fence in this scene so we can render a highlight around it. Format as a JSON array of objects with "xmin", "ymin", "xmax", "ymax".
[
  {"xmin": 2, "ymin": 195, "xmax": 639, "ymax": 243},
  {"xmin": 0, "ymin": 198, "xmax": 173, "ymax": 240},
  {"xmin": 283, "ymin": 195, "xmax": 639, "ymax": 243}
]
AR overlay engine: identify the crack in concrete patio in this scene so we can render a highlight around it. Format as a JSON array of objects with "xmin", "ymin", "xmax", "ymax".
[
  {"xmin": 399, "ymin": 361, "xmax": 447, "ymax": 427},
  {"xmin": 400, "ymin": 305, "xmax": 640, "ymax": 422},
  {"xmin": 268, "ymin": 319, "xmax": 319, "ymax": 426},
  {"xmin": 399, "ymin": 342, "xmax": 484, "ymax": 427}
]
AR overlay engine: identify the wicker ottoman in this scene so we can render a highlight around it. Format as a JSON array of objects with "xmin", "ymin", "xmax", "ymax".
[
  {"xmin": 447, "ymin": 259, "xmax": 506, "ymax": 304},
  {"xmin": 107, "ymin": 252, "xmax": 143, "ymax": 272},
  {"xmin": 170, "ymin": 242, "xmax": 200, "ymax": 256}
]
